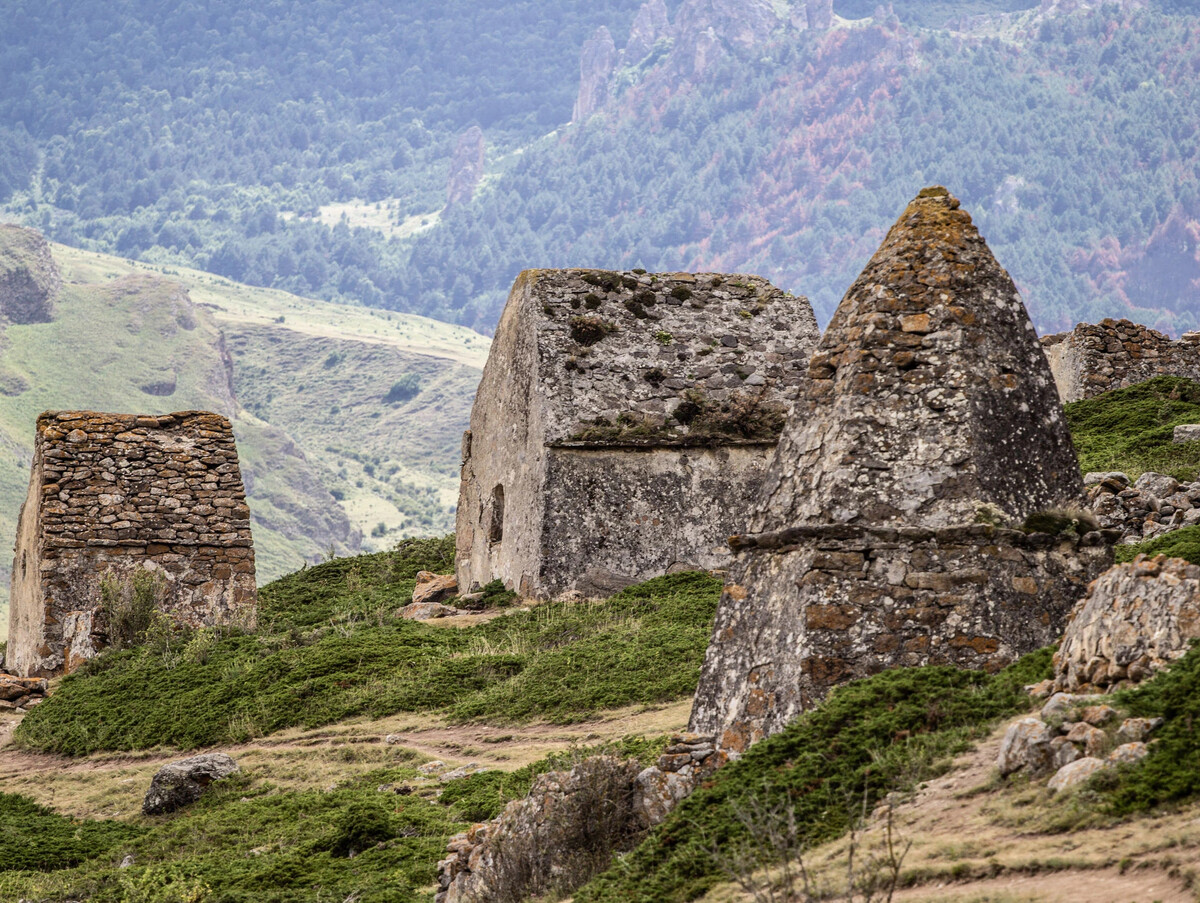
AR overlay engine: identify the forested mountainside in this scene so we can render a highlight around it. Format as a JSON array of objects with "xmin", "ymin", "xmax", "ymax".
[{"xmin": 2, "ymin": 0, "xmax": 1199, "ymax": 334}]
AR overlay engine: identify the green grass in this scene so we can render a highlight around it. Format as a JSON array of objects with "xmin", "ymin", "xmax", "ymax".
[
  {"xmin": 1114, "ymin": 525, "xmax": 1200, "ymax": 565},
  {"xmin": 0, "ymin": 735, "xmax": 677, "ymax": 903},
  {"xmin": 1095, "ymin": 642, "xmax": 1200, "ymax": 816},
  {"xmin": 1064, "ymin": 376, "xmax": 1200, "ymax": 482},
  {"xmin": 575, "ymin": 650, "xmax": 1053, "ymax": 903},
  {"xmin": 15, "ymin": 539, "xmax": 722, "ymax": 756}
]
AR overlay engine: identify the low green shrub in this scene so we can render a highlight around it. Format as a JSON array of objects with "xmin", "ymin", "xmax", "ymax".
[
  {"xmin": 16, "ymin": 556, "xmax": 721, "ymax": 755},
  {"xmin": 0, "ymin": 794, "xmax": 143, "ymax": 872},
  {"xmin": 1097, "ymin": 642, "xmax": 1200, "ymax": 815},
  {"xmin": 1114, "ymin": 525, "xmax": 1200, "ymax": 565},
  {"xmin": 576, "ymin": 650, "xmax": 1053, "ymax": 903},
  {"xmin": 1065, "ymin": 376, "xmax": 1200, "ymax": 482}
]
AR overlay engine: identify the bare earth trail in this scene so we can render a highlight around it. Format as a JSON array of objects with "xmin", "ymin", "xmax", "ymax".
[
  {"xmin": 787, "ymin": 725, "xmax": 1200, "ymax": 903},
  {"xmin": 0, "ymin": 700, "xmax": 691, "ymax": 820}
]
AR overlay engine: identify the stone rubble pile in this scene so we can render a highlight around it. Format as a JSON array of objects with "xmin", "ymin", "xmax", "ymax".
[
  {"xmin": 436, "ymin": 734, "xmax": 723, "ymax": 903},
  {"xmin": 0, "ymin": 673, "xmax": 49, "ymax": 713},
  {"xmin": 997, "ymin": 693, "xmax": 1158, "ymax": 794},
  {"xmin": 1086, "ymin": 471, "xmax": 1200, "ymax": 543},
  {"xmin": 1052, "ymin": 554, "xmax": 1200, "ymax": 694}
]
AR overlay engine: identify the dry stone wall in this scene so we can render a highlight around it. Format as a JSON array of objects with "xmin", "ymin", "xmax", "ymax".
[
  {"xmin": 1042, "ymin": 319, "xmax": 1200, "ymax": 403},
  {"xmin": 8, "ymin": 410, "xmax": 256, "ymax": 677},
  {"xmin": 456, "ymin": 268, "xmax": 818, "ymax": 599},
  {"xmin": 691, "ymin": 189, "xmax": 1111, "ymax": 753}
]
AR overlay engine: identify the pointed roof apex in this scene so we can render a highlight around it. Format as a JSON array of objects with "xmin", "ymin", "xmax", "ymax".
[{"xmin": 750, "ymin": 188, "xmax": 1083, "ymax": 530}]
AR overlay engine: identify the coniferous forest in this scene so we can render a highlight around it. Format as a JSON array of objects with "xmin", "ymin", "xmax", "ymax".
[{"xmin": 2, "ymin": 0, "xmax": 1198, "ymax": 333}]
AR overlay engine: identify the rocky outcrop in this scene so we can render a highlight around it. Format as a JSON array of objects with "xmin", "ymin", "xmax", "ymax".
[
  {"xmin": 690, "ymin": 188, "xmax": 1110, "ymax": 753},
  {"xmin": 437, "ymin": 736, "xmax": 724, "ymax": 903},
  {"xmin": 1053, "ymin": 554, "xmax": 1200, "ymax": 694},
  {"xmin": 1086, "ymin": 471, "xmax": 1200, "ymax": 544},
  {"xmin": 411, "ymin": 571, "xmax": 458, "ymax": 606},
  {"xmin": 0, "ymin": 224, "xmax": 58, "ymax": 324},
  {"xmin": 572, "ymin": 27, "xmax": 617, "ymax": 123},
  {"xmin": 446, "ymin": 126, "xmax": 486, "ymax": 208},
  {"xmin": 7, "ymin": 411, "xmax": 257, "ymax": 677},
  {"xmin": 143, "ymin": 753, "xmax": 240, "ymax": 815},
  {"xmin": 673, "ymin": 0, "xmax": 780, "ymax": 50},
  {"xmin": 624, "ymin": 0, "xmax": 670, "ymax": 64},
  {"xmin": 1041, "ymin": 319, "xmax": 1200, "ymax": 403}
]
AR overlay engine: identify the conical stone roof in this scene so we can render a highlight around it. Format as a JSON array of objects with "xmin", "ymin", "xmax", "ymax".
[{"xmin": 752, "ymin": 187, "xmax": 1083, "ymax": 531}]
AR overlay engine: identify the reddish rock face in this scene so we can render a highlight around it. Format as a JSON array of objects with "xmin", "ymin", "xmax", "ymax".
[
  {"xmin": 8, "ymin": 410, "xmax": 257, "ymax": 677},
  {"xmin": 572, "ymin": 27, "xmax": 617, "ymax": 123}
]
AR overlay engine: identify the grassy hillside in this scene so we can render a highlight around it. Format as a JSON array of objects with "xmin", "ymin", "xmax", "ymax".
[
  {"xmin": 14, "ymin": 540, "xmax": 720, "ymax": 755},
  {"xmin": 0, "ymin": 232, "xmax": 487, "ymax": 639}
]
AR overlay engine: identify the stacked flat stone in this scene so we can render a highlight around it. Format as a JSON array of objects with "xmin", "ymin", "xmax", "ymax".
[
  {"xmin": 7, "ymin": 410, "xmax": 256, "ymax": 677},
  {"xmin": 1086, "ymin": 471, "xmax": 1200, "ymax": 543},
  {"xmin": 1042, "ymin": 318, "xmax": 1200, "ymax": 403},
  {"xmin": 690, "ymin": 188, "xmax": 1112, "ymax": 753}
]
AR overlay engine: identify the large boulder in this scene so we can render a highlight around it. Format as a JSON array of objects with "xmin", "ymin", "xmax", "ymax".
[
  {"xmin": 997, "ymin": 717, "xmax": 1054, "ymax": 776},
  {"xmin": 143, "ymin": 754, "xmax": 239, "ymax": 815},
  {"xmin": 412, "ymin": 571, "xmax": 459, "ymax": 607},
  {"xmin": 1053, "ymin": 554, "xmax": 1200, "ymax": 693}
]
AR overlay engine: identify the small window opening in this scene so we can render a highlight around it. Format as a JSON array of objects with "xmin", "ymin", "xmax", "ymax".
[{"xmin": 487, "ymin": 484, "xmax": 505, "ymax": 544}]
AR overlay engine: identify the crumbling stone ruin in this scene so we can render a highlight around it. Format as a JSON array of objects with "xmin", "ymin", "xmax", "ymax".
[
  {"xmin": 8, "ymin": 411, "xmax": 256, "ymax": 677},
  {"xmin": 456, "ymin": 268, "xmax": 818, "ymax": 599},
  {"xmin": 1042, "ymin": 319, "xmax": 1200, "ymax": 403},
  {"xmin": 690, "ymin": 188, "xmax": 1113, "ymax": 753},
  {"xmin": 1052, "ymin": 554, "xmax": 1200, "ymax": 694},
  {"xmin": 1086, "ymin": 470, "xmax": 1200, "ymax": 544}
]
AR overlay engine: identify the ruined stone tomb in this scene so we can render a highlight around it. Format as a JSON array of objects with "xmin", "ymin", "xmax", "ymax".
[
  {"xmin": 456, "ymin": 268, "xmax": 819, "ymax": 599},
  {"xmin": 8, "ymin": 411, "xmax": 256, "ymax": 677},
  {"xmin": 689, "ymin": 188, "xmax": 1113, "ymax": 752}
]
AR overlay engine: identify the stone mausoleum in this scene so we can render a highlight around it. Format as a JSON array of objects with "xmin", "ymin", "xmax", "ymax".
[
  {"xmin": 8, "ymin": 410, "xmax": 256, "ymax": 677},
  {"xmin": 456, "ymin": 268, "xmax": 819, "ymax": 599},
  {"xmin": 690, "ymin": 188, "xmax": 1114, "ymax": 752}
]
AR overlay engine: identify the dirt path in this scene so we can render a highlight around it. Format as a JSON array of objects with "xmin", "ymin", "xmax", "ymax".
[
  {"xmin": 0, "ymin": 700, "xmax": 691, "ymax": 819},
  {"xmin": 805, "ymin": 723, "xmax": 1200, "ymax": 902}
]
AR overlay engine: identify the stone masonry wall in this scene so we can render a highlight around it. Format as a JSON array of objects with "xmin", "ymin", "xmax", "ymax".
[
  {"xmin": 1042, "ymin": 319, "xmax": 1200, "ymax": 403},
  {"xmin": 537, "ymin": 444, "xmax": 774, "ymax": 597},
  {"xmin": 691, "ymin": 524, "xmax": 1112, "ymax": 752},
  {"xmin": 457, "ymin": 268, "xmax": 818, "ymax": 599},
  {"xmin": 8, "ymin": 411, "xmax": 256, "ymax": 677}
]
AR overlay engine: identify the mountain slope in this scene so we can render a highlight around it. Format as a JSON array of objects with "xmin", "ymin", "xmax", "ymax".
[{"xmin": 0, "ymin": 229, "xmax": 486, "ymax": 639}]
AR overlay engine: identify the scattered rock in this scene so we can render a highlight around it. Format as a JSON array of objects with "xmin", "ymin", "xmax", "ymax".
[
  {"xmin": 1108, "ymin": 742, "xmax": 1149, "ymax": 766},
  {"xmin": 1048, "ymin": 756, "xmax": 1107, "ymax": 794},
  {"xmin": 997, "ymin": 717, "xmax": 1054, "ymax": 776},
  {"xmin": 1174, "ymin": 424, "xmax": 1200, "ymax": 444},
  {"xmin": 1040, "ymin": 692, "xmax": 1105, "ymax": 721},
  {"xmin": 119, "ymin": 854, "xmax": 134, "ymax": 869},
  {"xmin": 1053, "ymin": 555, "xmax": 1200, "ymax": 693},
  {"xmin": 397, "ymin": 601, "xmax": 460, "ymax": 621},
  {"xmin": 440, "ymin": 764, "xmax": 488, "ymax": 782},
  {"xmin": 411, "ymin": 572, "xmax": 459, "ymax": 607},
  {"xmin": 1135, "ymin": 472, "xmax": 1181, "ymax": 498},
  {"xmin": 1083, "ymin": 472, "xmax": 1130, "ymax": 486},
  {"xmin": 1063, "ymin": 722, "xmax": 1107, "ymax": 758},
  {"xmin": 1049, "ymin": 736, "xmax": 1081, "ymax": 769},
  {"xmin": 142, "ymin": 754, "xmax": 239, "ymax": 816},
  {"xmin": 1116, "ymin": 717, "xmax": 1163, "ymax": 744},
  {"xmin": 1025, "ymin": 679, "xmax": 1055, "ymax": 699},
  {"xmin": 0, "ymin": 674, "xmax": 48, "ymax": 702},
  {"xmin": 1079, "ymin": 704, "xmax": 1118, "ymax": 727},
  {"xmin": 418, "ymin": 760, "xmax": 447, "ymax": 775}
]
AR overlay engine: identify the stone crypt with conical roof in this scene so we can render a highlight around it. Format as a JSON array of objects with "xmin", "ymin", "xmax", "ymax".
[{"xmin": 689, "ymin": 188, "xmax": 1114, "ymax": 753}]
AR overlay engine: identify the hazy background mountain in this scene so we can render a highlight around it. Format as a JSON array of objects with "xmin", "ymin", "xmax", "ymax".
[{"xmin": 1, "ymin": 0, "xmax": 1197, "ymax": 337}]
